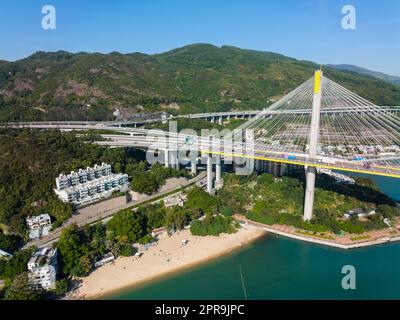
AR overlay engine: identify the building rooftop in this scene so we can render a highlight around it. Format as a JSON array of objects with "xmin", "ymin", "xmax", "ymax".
[
  {"xmin": 0, "ymin": 249, "xmax": 12, "ymax": 259},
  {"xmin": 56, "ymin": 172, "xmax": 128, "ymax": 194},
  {"xmin": 28, "ymin": 247, "xmax": 57, "ymax": 269}
]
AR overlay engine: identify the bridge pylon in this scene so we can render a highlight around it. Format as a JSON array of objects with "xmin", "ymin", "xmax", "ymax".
[{"xmin": 303, "ymin": 70, "xmax": 322, "ymax": 221}]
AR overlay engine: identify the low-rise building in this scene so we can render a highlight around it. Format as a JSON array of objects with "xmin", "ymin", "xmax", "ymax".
[
  {"xmin": 164, "ymin": 193, "xmax": 187, "ymax": 208},
  {"xmin": 151, "ymin": 227, "xmax": 167, "ymax": 237},
  {"xmin": 0, "ymin": 249, "xmax": 12, "ymax": 260},
  {"xmin": 317, "ymin": 169, "xmax": 355, "ymax": 184},
  {"xmin": 94, "ymin": 253, "xmax": 115, "ymax": 268},
  {"xmin": 27, "ymin": 248, "xmax": 58, "ymax": 290},
  {"xmin": 26, "ymin": 214, "xmax": 52, "ymax": 240}
]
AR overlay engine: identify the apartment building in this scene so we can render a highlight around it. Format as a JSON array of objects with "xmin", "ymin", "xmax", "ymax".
[
  {"xmin": 55, "ymin": 163, "xmax": 112, "ymax": 190},
  {"xmin": 27, "ymin": 248, "xmax": 58, "ymax": 290},
  {"xmin": 54, "ymin": 163, "xmax": 129, "ymax": 207}
]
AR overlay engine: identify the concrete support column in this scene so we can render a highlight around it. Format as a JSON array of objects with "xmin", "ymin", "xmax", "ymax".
[
  {"xmin": 207, "ymin": 154, "xmax": 213, "ymax": 194},
  {"xmin": 218, "ymin": 116, "xmax": 223, "ymax": 125},
  {"xmin": 216, "ymin": 158, "xmax": 221, "ymax": 183},
  {"xmin": 191, "ymin": 160, "xmax": 197, "ymax": 175},
  {"xmin": 164, "ymin": 149, "xmax": 169, "ymax": 168},
  {"xmin": 303, "ymin": 70, "xmax": 322, "ymax": 221},
  {"xmin": 169, "ymin": 150, "xmax": 176, "ymax": 169},
  {"xmin": 190, "ymin": 149, "xmax": 197, "ymax": 175},
  {"xmin": 215, "ymin": 155, "xmax": 223, "ymax": 190},
  {"xmin": 170, "ymin": 150, "xmax": 180, "ymax": 170},
  {"xmin": 304, "ymin": 166, "xmax": 316, "ymax": 221},
  {"xmin": 176, "ymin": 154, "xmax": 180, "ymax": 170}
]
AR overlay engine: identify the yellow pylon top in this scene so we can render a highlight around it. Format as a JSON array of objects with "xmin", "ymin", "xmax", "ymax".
[{"xmin": 314, "ymin": 70, "xmax": 321, "ymax": 94}]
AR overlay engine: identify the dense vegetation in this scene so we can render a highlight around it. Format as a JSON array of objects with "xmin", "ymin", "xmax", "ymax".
[
  {"xmin": 54, "ymin": 186, "xmax": 230, "ymax": 281},
  {"xmin": 0, "ymin": 129, "xmax": 145, "ymax": 235},
  {"xmin": 0, "ymin": 247, "xmax": 36, "ymax": 283},
  {"xmin": 57, "ymin": 223, "xmax": 108, "ymax": 277},
  {"xmin": 1, "ymin": 44, "xmax": 400, "ymax": 121},
  {"xmin": 146, "ymin": 118, "xmax": 247, "ymax": 135},
  {"xmin": 2, "ymin": 273, "xmax": 44, "ymax": 300},
  {"xmin": 218, "ymin": 171, "xmax": 399, "ymax": 235},
  {"xmin": 0, "ymin": 128, "xmax": 195, "ymax": 242},
  {"xmin": 0, "ymin": 230, "xmax": 24, "ymax": 254},
  {"xmin": 190, "ymin": 215, "xmax": 237, "ymax": 236},
  {"xmin": 128, "ymin": 162, "xmax": 190, "ymax": 195}
]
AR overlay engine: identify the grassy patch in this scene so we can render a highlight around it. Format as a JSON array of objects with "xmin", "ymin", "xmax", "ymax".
[
  {"xmin": 350, "ymin": 235, "xmax": 370, "ymax": 241},
  {"xmin": 295, "ymin": 230, "xmax": 335, "ymax": 240}
]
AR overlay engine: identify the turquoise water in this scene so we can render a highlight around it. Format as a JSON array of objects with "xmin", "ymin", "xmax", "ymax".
[
  {"xmin": 346, "ymin": 173, "xmax": 400, "ymax": 201},
  {"xmin": 108, "ymin": 174, "xmax": 400, "ymax": 300}
]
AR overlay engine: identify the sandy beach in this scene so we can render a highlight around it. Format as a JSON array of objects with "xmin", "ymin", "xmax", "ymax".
[{"xmin": 71, "ymin": 224, "xmax": 266, "ymax": 299}]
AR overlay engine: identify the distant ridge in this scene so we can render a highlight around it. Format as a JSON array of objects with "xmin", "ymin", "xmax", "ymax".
[
  {"xmin": 1, "ymin": 44, "xmax": 400, "ymax": 121},
  {"xmin": 327, "ymin": 64, "xmax": 400, "ymax": 86}
]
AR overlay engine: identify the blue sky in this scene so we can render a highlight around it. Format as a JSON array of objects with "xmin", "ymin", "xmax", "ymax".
[{"xmin": 0, "ymin": 0, "xmax": 399, "ymax": 76}]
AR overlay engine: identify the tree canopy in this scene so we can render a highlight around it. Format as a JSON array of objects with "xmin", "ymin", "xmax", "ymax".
[
  {"xmin": 107, "ymin": 210, "xmax": 147, "ymax": 243},
  {"xmin": 0, "ymin": 129, "xmax": 145, "ymax": 235}
]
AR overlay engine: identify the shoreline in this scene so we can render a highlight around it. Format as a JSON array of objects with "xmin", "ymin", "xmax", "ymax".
[
  {"xmin": 236, "ymin": 215, "xmax": 400, "ymax": 250},
  {"xmin": 69, "ymin": 224, "xmax": 266, "ymax": 300}
]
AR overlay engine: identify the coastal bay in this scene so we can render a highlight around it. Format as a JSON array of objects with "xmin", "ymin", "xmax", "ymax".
[
  {"xmin": 106, "ymin": 173, "xmax": 400, "ymax": 300},
  {"xmin": 71, "ymin": 224, "xmax": 266, "ymax": 299}
]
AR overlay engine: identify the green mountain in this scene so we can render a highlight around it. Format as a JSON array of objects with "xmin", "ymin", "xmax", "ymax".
[
  {"xmin": 327, "ymin": 64, "xmax": 400, "ymax": 86},
  {"xmin": 1, "ymin": 44, "xmax": 400, "ymax": 121}
]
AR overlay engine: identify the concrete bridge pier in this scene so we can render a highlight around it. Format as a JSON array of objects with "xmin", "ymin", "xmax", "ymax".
[
  {"xmin": 303, "ymin": 70, "xmax": 322, "ymax": 221},
  {"xmin": 171, "ymin": 150, "xmax": 180, "ymax": 170},
  {"xmin": 191, "ymin": 155, "xmax": 197, "ymax": 175},
  {"xmin": 215, "ymin": 155, "xmax": 223, "ymax": 190},
  {"xmin": 304, "ymin": 166, "xmax": 316, "ymax": 221},
  {"xmin": 218, "ymin": 116, "xmax": 223, "ymax": 125},
  {"xmin": 164, "ymin": 149, "xmax": 169, "ymax": 168},
  {"xmin": 207, "ymin": 153, "xmax": 213, "ymax": 194}
]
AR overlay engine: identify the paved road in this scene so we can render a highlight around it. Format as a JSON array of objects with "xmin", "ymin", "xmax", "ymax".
[
  {"xmin": 97, "ymin": 132, "xmax": 400, "ymax": 179},
  {"xmin": 3, "ymin": 106, "xmax": 399, "ymax": 127},
  {"xmin": 24, "ymin": 172, "xmax": 207, "ymax": 249}
]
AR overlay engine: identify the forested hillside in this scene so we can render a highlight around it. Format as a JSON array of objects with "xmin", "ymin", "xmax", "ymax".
[
  {"xmin": 1, "ymin": 44, "xmax": 400, "ymax": 121},
  {"xmin": 0, "ymin": 129, "xmax": 144, "ymax": 234}
]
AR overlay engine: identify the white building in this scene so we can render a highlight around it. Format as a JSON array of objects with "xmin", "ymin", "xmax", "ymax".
[
  {"xmin": 27, "ymin": 248, "xmax": 58, "ymax": 290},
  {"xmin": 26, "ymin": 214, "xmax": 52, "ymax": 240},
  {"xmin": 0, "ymin": 249, "xmax": 12, "ymax": 260},
  {"xmin": 164, "ymin": 193, "xmax": 187, "ymax": 208},
  {"xmin": 54, "ymin": 163, "xmax": 129, "ymax": 207},
  {"xmin": 55, "ymin": 163, "xmax": 112, "ymax": 190},
  {"xmin": 317, "ymin": 169, "xmax": 355, "ymax": 184},
  {"xmin": 94, "ymin": 253, "xmax": 115, "ymax": 268}
]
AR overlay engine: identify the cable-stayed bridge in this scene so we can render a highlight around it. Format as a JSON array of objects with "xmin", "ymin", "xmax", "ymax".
[
  {"xmin": 219, "ymin": 70, "xmax": 400, "ymax": 219},
  {"xmin": 3, "ymin": 70, "xmax": 400, "ymax": 220}
]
